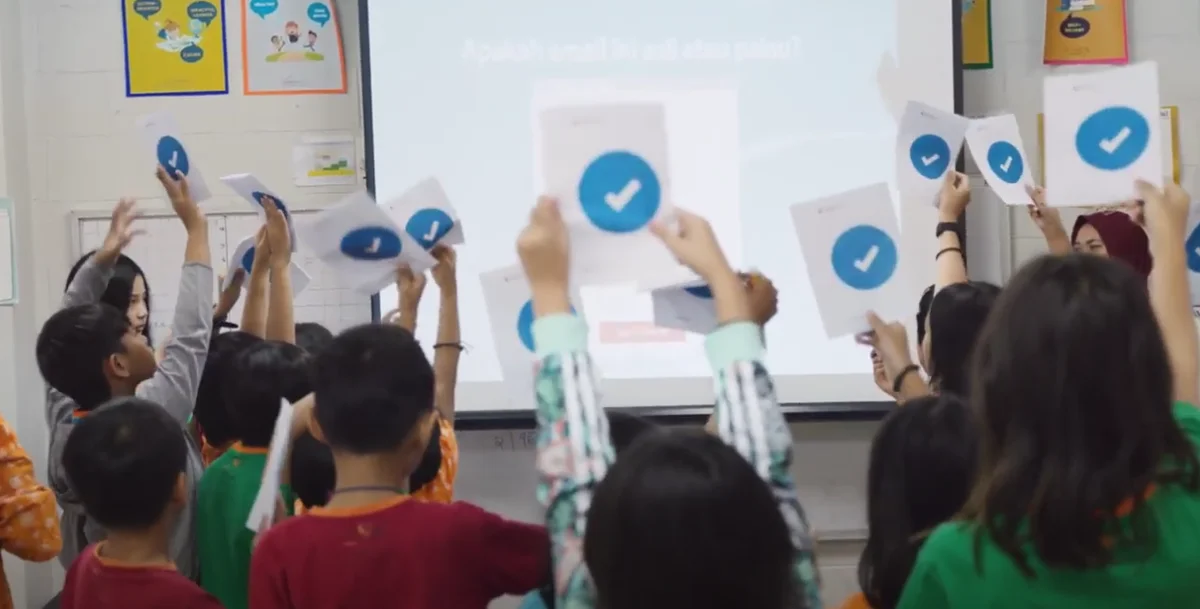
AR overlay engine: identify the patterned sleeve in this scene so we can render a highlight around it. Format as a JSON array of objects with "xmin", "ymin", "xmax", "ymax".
[
  {"xmin": 708, "ymin": 322, "xmax": 822, "ymax": 609},
  {"xmin": 532, "ymin": 314, "xmax": 611, "ymax": 609},
  {"xmin": 0, "ymin": 414, "xmax": 62, "ymax": 562}
]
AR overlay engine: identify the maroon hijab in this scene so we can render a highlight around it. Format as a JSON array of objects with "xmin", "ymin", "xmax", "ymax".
[{"xmin": 1071, "ymin": 211, "xmax": 1152, "ymax": 279}]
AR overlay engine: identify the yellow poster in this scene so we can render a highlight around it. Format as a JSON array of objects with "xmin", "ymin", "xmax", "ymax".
[
  {"xmin": 1043, "ymin": 0, "xmax": 1128, "ymax": 65},
  {"xmin": 962, "ymin": 0, "xmax": 993, "ymax": 69},
  {"xmin": 122, "ymin": 0, "xmax": 229, "ymax": 97}
]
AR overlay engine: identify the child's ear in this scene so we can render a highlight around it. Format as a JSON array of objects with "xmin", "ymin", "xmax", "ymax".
[
  {"xmin": 105, "ymin": 352, "xmax": 132, "ymax": 381},
  {"xmin": 170, "ymin": 472, "xmax": 187, "ymax": 506}
]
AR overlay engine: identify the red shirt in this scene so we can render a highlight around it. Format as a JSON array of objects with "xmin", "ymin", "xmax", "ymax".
[
  {"xmin": 62, "ymin": 543, "xmax": 222, "ymax": 609},
  {"xmin": 249, "ymin": 495, "xmax": 548, "ymax": 609}
]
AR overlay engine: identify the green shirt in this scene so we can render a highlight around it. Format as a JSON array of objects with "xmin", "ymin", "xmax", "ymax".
[
  {"xmin": 898, "ymin": 402, "xmax": 1200, "ymax": 609},
  {"xmin": 197, "ymin": 444, "xmax": 292, "ymax": 609}
]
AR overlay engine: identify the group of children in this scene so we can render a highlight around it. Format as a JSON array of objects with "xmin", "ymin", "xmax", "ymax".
[{"xmin": 0, "ymin": 160, "xmax": 1191, "ymax": 609}]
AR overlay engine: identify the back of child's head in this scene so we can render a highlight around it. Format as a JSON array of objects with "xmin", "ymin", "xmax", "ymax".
[
  {"xmin": 223, "ymin": 340, "xmax": 311, "ymax": 448},
  {"xmin": 295, "ymin": 322, "xmax": 334, "ymax": 356},
  {"xmin": 290, "ymin": 430, "xmax": 335, "ymax": 509},
  {"xmin": 859, "ymin": 394, "xmax": 977, "ymax": 609},
  {"xmin": 195, "ymin": 331, "xmax": 262, "ymax": 448},
  {"xmin": 37, "ymin": 303, "xmax": 155, "ymax": 410},
  {"xmin": 584, "ymin": 430, "xmax": 797, "ymax": 609},
  {"xmin": 312, "ymin": 324, "xmax": 434, "ymax": 456},
  {"xmin": 964, "ymin": 253, "xmax": 1200, "ymax": 573},
  {"xmin": 62, "ymin": 396, "xmax": 187, "ymax": 530},
  {"xmin": 923, "ymin": 280, "xmax": 1000, "ymax": 396}
]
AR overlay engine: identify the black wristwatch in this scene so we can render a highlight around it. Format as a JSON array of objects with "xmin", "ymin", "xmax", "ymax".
[{"xmin": 936, "ymin": 222, "xmax": 960, "ymax": 239}]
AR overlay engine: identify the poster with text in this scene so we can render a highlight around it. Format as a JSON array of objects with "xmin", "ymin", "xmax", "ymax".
[
  {"xmin": 1043, "ymin": 0, "xmax": 1128, "ymax": 66},
  {"xmin": 121, "ymin": 0, "xmax": 229, "ymax": 97},
  {"xmin": 241, "ymin": 0, "xmax": 348, "ymax": 95}
]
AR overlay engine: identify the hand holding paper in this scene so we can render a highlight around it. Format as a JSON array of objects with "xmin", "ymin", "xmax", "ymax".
[
  {"xmin": 896, "ymin": 101, "xmax": 969, "ymax": 206},
  {"xmin": 136, "ymin": 112, "xmax": 212, "ymax": 202},
  {"xmin": 384, "ymin": 177, "xmax": 465, "ymax": 250},
  {"xmin": 220, "ymin": 173, "xmax": 299, "ymax": 251}
]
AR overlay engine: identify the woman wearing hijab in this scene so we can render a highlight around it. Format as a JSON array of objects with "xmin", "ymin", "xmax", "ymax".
[{"xmin": 1027, "ymin": 186, "xmax": 1152, "ymax": 279}]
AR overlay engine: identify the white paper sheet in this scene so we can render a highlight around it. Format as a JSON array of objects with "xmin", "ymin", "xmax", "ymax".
[
  {"xmin": 382, "ymin": 177, "xmax": 465, "ymax": 250},
  {"xmin": 965, "ymin": 114, "xmax": 1034, "ymax": 205},
  {"xmin": 136, "ymin": 112, "xmax": 212, "ymax": 202},
  {"xmin": 650, "ymin": 280, "xmax": 718, "ymax": 335},
  {"xmin": 219, "ymin": 173, "xmax": 299, "ymax": 251},
  {"xmin": 245, "ymin": 398, "xmax": 295, "ymax": 533},
  {"xmin": 222, "ymin": 232, "xmax": 312, "ymax": 295},
  {"xmin": 895, "ymin": 101, "xmax": 969, "ymax": 207}
]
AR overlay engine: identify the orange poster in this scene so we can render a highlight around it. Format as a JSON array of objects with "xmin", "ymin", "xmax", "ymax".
[{"xmin": 1043, "ymin": 0, "xmax": 1128, "ymax": 65}]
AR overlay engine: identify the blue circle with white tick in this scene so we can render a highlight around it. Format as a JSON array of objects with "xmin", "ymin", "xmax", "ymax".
[
  {"xmin": 1186, "ymin": 224, "xmax": 1200, "ymax": 273},
  {"xmin": 1075, "ymin": 106, "xmax": 1150, "ymax": 171},
  {"xmin": 241, "ymin": 247, "xmax": 256, "ymax": 272},
  {"xmin": 516, "ymin": 300, "xmax": 576, "ymax": 352},
  {"xmin": 156, "ymin": 136, "xmax": 189, "ymax": 176},
  {"xmin": 340, "ymin": 226, "xmax": 402, "ymax": 261},
  {"xmin": 909, "ymin": 134, "xmax": 951, "ymax": 179},
  {"xmin": 986, "ymin": 141, "xmax": 1024, "ymax": 184},
  {"xmin": 251, "ymin": 191, "xmax": 290, "ymax": 219},
  {"xmin": 830, "ymin": 225, "xmax": 898, "ymax": 291},
  {"xmin": 578, "ymin": 151, "xmax": 661, "ymax": 233},
  {"xmin": 405, "ymin": 208, "xmax": 454, "ymax": 249},
  {"xmin": 684, "ymin": 285, "xmax": 713, "ymax": 299}
]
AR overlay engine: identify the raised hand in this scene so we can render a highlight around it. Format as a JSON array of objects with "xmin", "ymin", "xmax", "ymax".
[
  {"xmin": 649, "ymin": 209, "xmax": 733, "ymax": 283},
  {"xmin": 516, "ymin": 196, "xmax": 571, "ymax": 316},
  {"xmin": 262, "ymin": 196, "xmax": 291, "ymax": 267},
  {"xmin": 431, "ymin": 245, "xmax": 457, "ymax": 292},
  {"xmin": 855, "ymin": 311, "xmax": 915, "ymax": 384},
  {"xmin": 156, "ymin": 165, "xmax": 204, "ymax": 231},
  {"xmin": 744, "ymin": 272, "xmax": 778, "ymax": 326},
  {"xmin": 96, "ymin": 198, "xmax": 142, "ymax": 265},
  {"xmin": 937, "ymin": 171, "xmax": 970, "ymax": 221},
  {"xmin": 395, "ymin": 264, "xmax": 427, "ymax": 306},
  {"xmin": 215, "ymin": 269, "xmax": 245, "ymax": 318},
  {"xmin": 1136, "ymin": 180, "xmax": 1189, "ymax": 250}
]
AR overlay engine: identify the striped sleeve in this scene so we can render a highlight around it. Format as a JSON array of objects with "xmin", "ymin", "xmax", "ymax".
[{"xmin": 708, "ymin": 322, "xmax": 822, "ymax": 609}]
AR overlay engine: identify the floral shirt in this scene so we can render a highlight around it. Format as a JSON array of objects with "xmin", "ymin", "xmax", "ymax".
[{"xmin": 532, "ymin": 315, "xmax": 821, "ymax": 609}]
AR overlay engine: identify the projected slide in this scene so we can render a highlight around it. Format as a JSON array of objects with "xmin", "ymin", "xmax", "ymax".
[{"xmin": 364, "ymin": 0, "xmax": 956, "ymax": 410}]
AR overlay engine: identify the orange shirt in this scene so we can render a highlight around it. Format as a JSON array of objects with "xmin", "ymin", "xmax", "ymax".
[
  {"xmin": 409, "ymin": 418, "xmax": 458, "ymax": 504},
  {"xmin": 839, "ymin": 592, "xmax": 872, "ymax": 609},
  {"xmin": 0, "ymin": 414, "xmax": 62, "ymax": 609}
]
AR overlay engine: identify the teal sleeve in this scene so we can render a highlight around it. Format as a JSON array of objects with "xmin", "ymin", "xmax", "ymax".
[
  {"xmin": 704, "ymin": 321, "xmax": 765, "ymax": 372},
  {"xmin": 532, "ymin": 313, "xmax": 588, "ymax": 357}
]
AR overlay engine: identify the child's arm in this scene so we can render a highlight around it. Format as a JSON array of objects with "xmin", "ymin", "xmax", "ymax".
[
  {"xmin": 393, "ymin": 265, "xmax": 426, "ymax": 334},
  {"xmin": 262, "ymin": 199, "xmax": 295, "ymax": 344},
  {"xmin": 0, "ymin": 414, "xmax": 61, "ymax": 562},
  {"xmin": 240, "ymin": 227, "xmax": 271, "ymax": 338},
  {"xmin": 430, "ymin": 246, "xmax": 461, "ymax": 422},
  {"xmin": 137, "ymin": 167, "xmax": 214, "ymax": 425}
]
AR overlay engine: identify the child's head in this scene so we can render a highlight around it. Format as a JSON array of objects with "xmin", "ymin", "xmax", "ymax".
[
  {"xmin": 921, "ymin": 281, "xmax": 999, "ymax": 396},
  {"xmin": 223, "ymin": 340, "xmax": 312, "ymax": 448},
  {"xmin": 195, "ymin": 331, "xmax": 262, "ymax": 449},
  {"xmin": 67, "ymin": 252, "xmax": 151, "ymax": 344},
  {"xmin": 62, "ymin": 396, "xmax": 188, "ymax": 532},
  {"xmin": 914, "ymin": 284, "xmax": 935, "ymax": 369},
  {"xmin": 290, "ymin": 430, "xmax": 335, "ymax": 509},
  {"xmin": 311, "ymin": 324, "xmax": 435, "ymax": 469},
  {"xmin": 964, "ymin": 253, "xmax": 1200, "ymax": 572},
  {"xmin": 859, "ymin": 394, "xmax": 977, "ymax": 609},
  {"xmin": 584, "ymin": 430, "xmax": 796, "ymax": 609},
  {"xmin": 37, "ymin": 303, "xmax": 156, "ymax": 410},
  {"xmin": 294, "ymin": 322, "xmax": 334, "ymax": 356}
]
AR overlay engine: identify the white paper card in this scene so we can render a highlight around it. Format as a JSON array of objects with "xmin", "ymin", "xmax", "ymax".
[
  {"xmin": 791, "ymin": 182, "xmax": 910, "ymax": 338},
  {"xmin": 965, "ymin": 114, "xmax": 1034, "ymax": 205},
  {"xmin": 480, "ymin": 265, "xmax": 585, "ymax": 407},
  {"xmin": 382, "ymin": 177, "xmax": 465, "ymax": 250},
  {"xmin": 222, "ymin": 233, "xmax": 312, "ymax": 295},
  {"xmin": 651, "ymin": 280, "xmax": 718, "ymax": 335},
  {"xmin": 539, "ymin": 104, "xmax": 690, "ymax": 288},
  {"xmin": 219, "ymin": 174, "xmax": 299, "ymax": 251},
  {"xmin": 245, "ymin": 398, "xmax": 294, "ymax": 533},
  {"xmin": 896, "ymin": 101, "xmax": 969, "ymax": 206},
  {"xmin": 295, "ymin": 192, "xmax": 435, "ymax": 295},
  {"xmin": 1044, "ymin": 62, "xmax": 1163, "ymax": 207},
  {"xmin": 136, "ymin": 113, "xmax": 212, "ymax": 203}
]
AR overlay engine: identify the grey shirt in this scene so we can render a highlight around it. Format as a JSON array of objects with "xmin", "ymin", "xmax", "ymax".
[{"xmin": 45, "ymin": 256, "xmax": 213, "ymax": 580}]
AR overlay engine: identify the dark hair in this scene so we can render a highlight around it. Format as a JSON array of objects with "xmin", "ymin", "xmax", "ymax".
[
  {"xmin": 408, "ymin": 422, "xmax": 443, "ymax": 492},
  {"xmin": 963, "ymin": 254, "xmax": 1200, "ymax": 574},
  {"xmin": 223, "ymin": 341, "xmax": 312, "ymax": 447},
  {"xmin": 62, "ymin": 396, "xmax": 187, "ymax": 530},
  {"xmin": 858, "ymin": 394, "xmax": 977, "ymax": 609},
  {"xmin": 295, "ymin": 322, "xmax": 334, "ymax": 356},
  {"xmin": 37, "ymin": 304, "xmax": 130, "ymax": 410},
  {"xmin": 584, "ymin": 431, "xmax": 797, "ymax": 609},
  {"xmin": 312, "ymin": 324, "xmax": 433, "ymax": 454},
  {"xmin": 925, "ymin": 281, "xmax": 1000, "ymax": 396},
  {"xmin": 290, "ymin": 430, "xmax": 335, "ymax": 509},
  {"xmin": 915, "ymin": 285, "xmax": 935, "ymax": 346},
  {"xmin": 66, "ymin": 252, "xmax": 151, "ymax": 345},
  {"xmin": 195, "ymin": 331, "xmax": 262, "ymax": 448}
]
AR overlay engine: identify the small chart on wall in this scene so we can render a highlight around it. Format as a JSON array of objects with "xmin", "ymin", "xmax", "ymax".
[{"xmin": 241, "ymin": 0, "xmax": 348, "ymax": 94}]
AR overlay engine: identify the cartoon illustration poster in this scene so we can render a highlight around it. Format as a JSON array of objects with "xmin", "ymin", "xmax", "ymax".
[
  {"xmin": 241, "ymin": 0, "xmax": 348, "ymax": 95},
  {"xmin": 961, "ymin": 0, "xmax": 992, "ymax": 70},
  {"xmin": 1043, "ymin": 0, "xmax": 1128, "ymax": 65},
  {"xmin": 121, "ymin": 0, "xmax": 229, "ymax": 97}
]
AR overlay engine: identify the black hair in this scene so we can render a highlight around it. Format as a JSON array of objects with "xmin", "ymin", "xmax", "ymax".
[
  {"xmin": 964, "ymin": 254, "xmax": 1200, "ymax": 574},
  {"xmin": 290, "ymin": 430, "xmax": 335, "ymax": 509},
  {"xmin": 37, "ymin": 304, "xmax": 131, "ymax": 411},
  {"xmin": 915, "ymin": 284, "xmax": 935, "ymax": 346},
  {"xmin": 408, "ymin": 422, "xmax": 443, "ymax": 492},
  {"xmin": 925, "ymin": 281, "xmax": 1000, "ymax": 396},
  {"xmin": 66, "ymin": 252, "xmax": 152, "ymax": 346},
  {"xmin": 223, "ymin": 341, "xmax": 312, "ymax": 448},
  {"xmin": 858, "ymin": 394, "xmax": 977, "ymax": 609},
  {"xmin": 62, "ymin": 396, "xmax": 187, "ymax": 530},
  {"xmin": 584, "ymin": 430, "xmax": 797, "ymax": 609},
  {"xmin": 194, "ymin": 331, "xmax": 262, "ymax": 448},
  {"xmin": 312, "ymin": 324, "xmax": 433, "ymax": 454},
  {"xmin": 294, "ymin": 322, "xmax": 334, "ymax": 356}
]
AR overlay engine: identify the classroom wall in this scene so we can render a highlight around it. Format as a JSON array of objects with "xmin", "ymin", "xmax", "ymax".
[{"xmin": 0, "ymin": 1, "xmax": 1194, "ymax": 608}]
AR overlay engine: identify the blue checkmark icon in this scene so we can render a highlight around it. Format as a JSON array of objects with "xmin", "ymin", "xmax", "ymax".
[
  {"xmin": 986, "ymin": 141, "xmax": 1024, "ymax": 184},
  {"xmin": 831, "ymin": 225, "xmax": 898, "ymax": 291},
  {"xmin": 1186, "ymin": 224, "xmax": 1200, "ymax": 273},
  {"xmin": 157, "ymin": 136, "xmax": 190, "ymax": 176},
  {"xmin": 405, "ymin": 208, "xmax": 454, "ymax": 250},
  {"xmin": 578, "ymin": 151, "xmax": 661, "ymax": 233},
  {"xmin": 909, "ymin": 134, "xmax": 952, "ymax": 180},
  {"xmin": 683, "ymin": 285, "xmax": 712, "ymax": 299},
  {"xmin": 241, "ymin": 246, "xmax": 256, "ymax": 272},
  {"xmin": 340, "ymin": 226, "xmax": 403, "ymax": 261},
  {"xmin": 516, "ymin": 300, "xmax": 577, "ymax": 352},
  {"xmin": 1076, "ymin": 106, "xmax": 1150, "ymax": 171}
]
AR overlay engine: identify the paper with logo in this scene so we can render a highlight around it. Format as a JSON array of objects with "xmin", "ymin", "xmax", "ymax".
[
  {"xmin": 136, "ymin": 112, "xmax": 213, "ymax": 202},
  {"xmin": 1043, "ymin": 0, "xmax": 1128, "ymax": 65},
  {"xmin": 651, "ymin": 280, "xmax": 719, "ymax": 335},
  {"xmin": 122, "ymin": 0, "xmax": 229, "ymax": 97},
  {"xmin": 964, "ymin": 114, "xmax": 1033, "ymax": 205},
  {"xmin": 220, "ymin": 173, "xmax": 298, "ymax": 250},
  {"xmin": 382, "ymin": 177, "xmax": 465, "ymax": 250},
  {"xmin": 895, "ymin": 101, "xmax": 970, "ymax": 207},
  {"xmin": 223, "ymin": 232, "xmax": 311, "ymax": 294}
]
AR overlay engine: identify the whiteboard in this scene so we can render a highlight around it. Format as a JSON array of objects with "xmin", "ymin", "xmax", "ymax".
[{"xmin": 70, "ymin": 208, "xmax": 373, "ymax": 344}]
